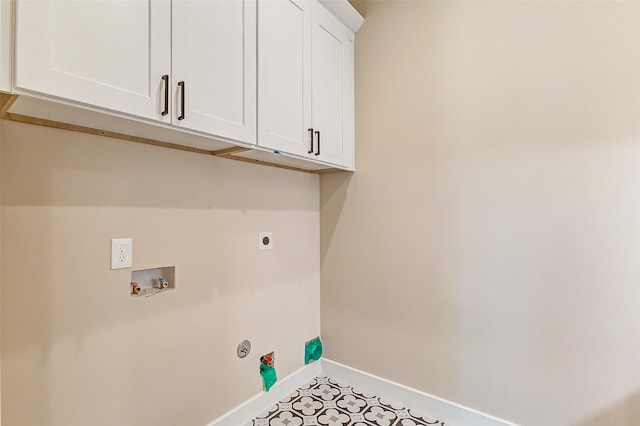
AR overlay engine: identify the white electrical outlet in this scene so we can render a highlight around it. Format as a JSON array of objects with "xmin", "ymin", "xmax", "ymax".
[
  {"xmin": 259, "ymin": 232, "xmax": 273, "ymax": 250},
  {"xmin": 111, "ymin": 238, "xmax": 133, "ymax": 269}
]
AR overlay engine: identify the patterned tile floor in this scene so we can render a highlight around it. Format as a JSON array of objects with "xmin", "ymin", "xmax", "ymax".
[{"xmin": 247, "ymin": 376, "xmax": 445, "ymax": 426}]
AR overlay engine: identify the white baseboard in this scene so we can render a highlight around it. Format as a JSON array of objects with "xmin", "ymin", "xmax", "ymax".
[
  {"xmin": 205, "ymin": 358, "xmax": 519, "ymax": 426},
  {"xmin": 205, "ymin": 361, "xmax": 322, "ymax": 426},
  {"xmin": 322, "ymin": 359, "xmax": 520, "ymax": 426}
]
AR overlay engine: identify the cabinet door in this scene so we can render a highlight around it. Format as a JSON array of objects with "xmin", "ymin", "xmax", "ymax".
[
  {"xmin": 311, "ymin": 4, "xmax": 355, "ymax": 169},
  {"xmin": 15, "ymin": 0, "xmax": 171, "ymax": 122},
  {"xmin": 172, "ymin": 0, "xmax": 256, "ymax": 143},
  {"xmin": 258, "ymin": 0, "xmax": 312, "ymax": 155}
]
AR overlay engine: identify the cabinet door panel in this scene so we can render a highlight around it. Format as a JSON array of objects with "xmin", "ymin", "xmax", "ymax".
[
  {"xmin": 172, "ymin": 0, "xmax": 256, "ymax": 143},
  {"xmin": 15, "ymin": 0, "xmax": 170, "ymax": 121},
  {"xmin": 312, "ymin": 4, "xmax": 354, "ymax": 168},
  {"xmin": 258, "ymin": 0, "xmax": 312, "ymax": 155}
]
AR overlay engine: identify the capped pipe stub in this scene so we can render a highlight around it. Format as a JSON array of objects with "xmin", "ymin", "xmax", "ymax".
[
  {"xmin": 261, "ymin": 355, "xmax": 273, "ymax": 366},
  {"xmin": 305, "ymin": 337, "xmax": 323, "ymax": 365},
  {"xmin": 259, "ymin": 351, "xmax": 277, "ymax": 392}
]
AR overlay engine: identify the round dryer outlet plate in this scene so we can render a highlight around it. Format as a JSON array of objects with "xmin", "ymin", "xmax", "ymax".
[
  {"xmin": 259, "ymin": 232, "xmax": 273, "ymax": 250},
  {"xmin": 237, "ymin": 340, "xmax": 251, "ymax": 358}
]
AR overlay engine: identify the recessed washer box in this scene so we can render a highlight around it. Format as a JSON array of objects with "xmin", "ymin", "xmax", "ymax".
[{"xmin": 130, "ymin": 266, "xmax": 175, "ymax": 297}]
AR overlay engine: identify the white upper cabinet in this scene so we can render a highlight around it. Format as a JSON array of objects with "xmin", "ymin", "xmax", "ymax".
[
  {"xmin": 14, "ymin": 0, "xmax": 257, "ymax": 144},
  {"xmin": 172, "ymin": 0, "xmax": 256, "ymax": 142},
  {"xmin": 311, "ymin": 2, "xmax": 354, "ymax": 168},
  {"xmin": 258, "ymin": 0, "xmax": 313, "ymax": 157},
  {"xmin": 10, "ymin": 0, "xmax": 361, "ymax": 171},
  {"xmin": 15, "ymin": 0, "xmax": 171, "ymax": 122},
  {"xmin": 258, "ymin": 0, "xmax": 355, "ymax": 169}
]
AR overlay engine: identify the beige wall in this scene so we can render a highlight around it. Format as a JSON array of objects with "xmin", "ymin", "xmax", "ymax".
[
  {"xmin": 321, "ymin": 1, "xmax": 640, "ymax": 425},
  {"xmin": 1, "ymin": 121, "xmax": 320, "ymax": 426},
  {"xmin": 0, "ymin": 118, "xmax": 2, "ymax": 426}
]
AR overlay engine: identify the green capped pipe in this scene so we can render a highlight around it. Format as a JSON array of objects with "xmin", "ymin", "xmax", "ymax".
[
  {"xmin": 260, "ymin": 363, "xmax": 277, "ymax": 392},
  {"xmin": 260, "ymin": 364, "xmax": 277, "ymax": 391},
  {"xmin": 304, "ymin": 337, "xmax": 323, "ymax": 365}
]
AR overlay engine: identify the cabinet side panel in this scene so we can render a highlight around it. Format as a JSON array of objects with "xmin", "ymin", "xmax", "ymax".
[{"xmin": 0, "ymin": 0, "xmax": 11, "ymax": 92}]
